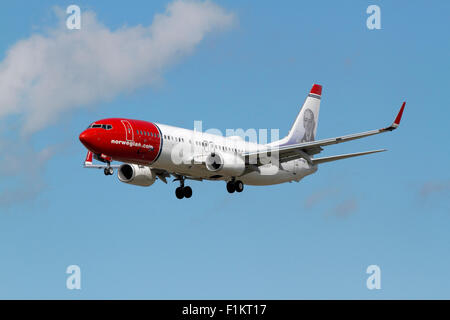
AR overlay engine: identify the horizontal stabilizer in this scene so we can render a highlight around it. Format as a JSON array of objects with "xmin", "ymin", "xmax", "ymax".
[{"xmin": 312, "ymin": 149, "xmax": 386, "ymax": 165}]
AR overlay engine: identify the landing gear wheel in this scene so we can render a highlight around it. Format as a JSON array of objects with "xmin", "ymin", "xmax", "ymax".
[
  {"xmin": 108, "ymin": 167, "xmax": 114, "ymax": 175},
  {"xmin": 183, "ymin": 186, "xmax": 192, "ymax": 198},
  {"xmin": 104, "ymin": 168, "xmax": 110, "ymax": 176},
  {"xmin": 175, "ymin": 187, "xmax": 184, "ymax": 199},
  {"xmin": 226, "ymin": 181, "xmax": 236, "ymax": 193},
  {"xmin": 235, "ymin": 180, "xmax": 244, "ymax": 193}
]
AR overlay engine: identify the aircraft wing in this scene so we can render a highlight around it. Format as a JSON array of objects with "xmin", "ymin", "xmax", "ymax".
[{"xmin": 244, "ymin": 102, "xmax": 405, "ymax": 165}]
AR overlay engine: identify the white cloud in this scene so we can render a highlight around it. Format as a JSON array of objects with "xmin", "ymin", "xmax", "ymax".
[
  {"xmin": 0, "ymin": 1, "xmax": 234, "ymax": 207},
  {"xmin": 419, "ymin": 180, "xmax": 450, "ymax": 199},
  {"xmin": 330, "ymin": 198, "xmax": 358, "ymax": 219},
  {"xmin": 304, "ymin": 185, "xmax": 359, "ymax": 219},
  {"xmin": 0, "ymin": 0, "xmax": 235, "ymax": 134},
  {"xmin": 0, "ymin": 138, "xmax": 58, "ymax": 208}
]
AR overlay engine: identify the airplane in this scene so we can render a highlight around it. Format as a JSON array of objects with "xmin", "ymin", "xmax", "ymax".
[{"xmin": 79, "ymin": 84, "xmax": 405, "ymax": 199}]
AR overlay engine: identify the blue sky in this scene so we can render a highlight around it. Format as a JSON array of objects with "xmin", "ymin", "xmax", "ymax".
[{"xmin": 0, "ymin": 0, "xmax": 449, "ymax": 299}]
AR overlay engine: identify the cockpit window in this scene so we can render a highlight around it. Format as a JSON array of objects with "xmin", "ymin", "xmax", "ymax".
[{"xmin": 88, "ymin": 123, "xmax": 113, "ymax": 130}]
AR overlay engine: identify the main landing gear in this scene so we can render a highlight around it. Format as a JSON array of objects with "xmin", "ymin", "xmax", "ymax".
[
  {"xmin": 226, "ymin": 179, "xmax": 244, "ymax": 193},
  {"xmin": 174, "ymin": 176, "xmax": 192, "ymax": 199},
  {"xmin": 104, "ymin": 164, "xmax": 114, "ymax": 176}
]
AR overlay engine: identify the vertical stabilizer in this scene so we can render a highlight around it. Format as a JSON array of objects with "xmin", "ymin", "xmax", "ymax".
[{"xmin": 282, "ymin": 84, "xmax": 322, "ymax": 145}]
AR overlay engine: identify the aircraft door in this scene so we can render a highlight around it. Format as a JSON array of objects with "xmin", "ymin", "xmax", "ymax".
[{"xmin": 121, "ymin": 120, "xmax": 134, "ymax": 141}]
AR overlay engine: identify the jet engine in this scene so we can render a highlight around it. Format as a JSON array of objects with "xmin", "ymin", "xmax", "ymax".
[
  {"xmin": 205, "ymin": 152, "xmax": 245, "ymax": 177},
  {"xmin": 118, "ymin": 164, "xmax": 156, "ymax": 187}
]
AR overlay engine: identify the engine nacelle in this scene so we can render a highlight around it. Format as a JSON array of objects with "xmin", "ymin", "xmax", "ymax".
[
  {"xmin": 205, "ymin": 152, "xmax": 245, "ymax": 177},
  {"xmin": 118, "ymin": 164, "xmax": 156, "ymax": 187}
]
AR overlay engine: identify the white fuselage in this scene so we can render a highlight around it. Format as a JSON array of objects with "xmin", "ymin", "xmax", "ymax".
[{"xmin": 151, "ymin": 123, "xmax": 317, "ymax": 186}]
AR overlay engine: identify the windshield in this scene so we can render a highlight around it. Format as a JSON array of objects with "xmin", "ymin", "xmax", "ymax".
[{"xmin": 87, "ymin": 123, "xmax": 113, "ymax": 130}]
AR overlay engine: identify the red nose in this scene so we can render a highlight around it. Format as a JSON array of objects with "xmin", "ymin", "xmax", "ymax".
[{"xmin": 79, "ymin": 130, "xmax": 98, "ymax": 151}]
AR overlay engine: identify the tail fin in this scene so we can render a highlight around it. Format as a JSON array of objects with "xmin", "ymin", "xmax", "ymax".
[{"xmin": 283, "ymin": 84, "xmax": 322, "ymax": 145}]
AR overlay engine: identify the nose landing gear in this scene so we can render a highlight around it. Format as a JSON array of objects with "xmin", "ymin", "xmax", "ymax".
[{"xmin": 104, "ymin": 164, "xmax": 114, "ymax": 176}]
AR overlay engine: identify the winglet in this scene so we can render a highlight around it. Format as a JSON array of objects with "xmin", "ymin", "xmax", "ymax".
[
  {"xmin": 393, "ymin": 101, "xmax": 406, "ymax": 128},
  {"xmin": 383, "ymin": 101, "xmax": 406, "ymax": 131}
]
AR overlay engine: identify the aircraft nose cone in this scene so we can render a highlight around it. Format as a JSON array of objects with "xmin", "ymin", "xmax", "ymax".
[
  {"xmin": 79, "ymin": 130, "xmax": 90, "ymax": 145},
  {"xmin": 79, "ymin": 130, "xmax": 98, "ymax": 151}
]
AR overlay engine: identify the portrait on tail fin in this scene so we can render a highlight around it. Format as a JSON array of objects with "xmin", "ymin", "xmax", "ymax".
[{"xmin": 300, "ymin": 108, "xmax": 315, "ymax": 143}]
